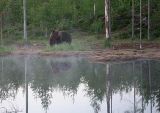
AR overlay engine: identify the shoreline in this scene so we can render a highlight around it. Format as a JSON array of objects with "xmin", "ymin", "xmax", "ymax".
[{"xmin": 1, "ymin": 47, "xmax": 160, "ymax": 63}]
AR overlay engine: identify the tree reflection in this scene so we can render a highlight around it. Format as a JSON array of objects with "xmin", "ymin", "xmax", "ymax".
[
  {"xmin": 0, "ymin": 56, "xmax": 24, "ymax": 102},
  {"xmin": 81, "ymin": 62, "xmax": 106, "ymax": 113},
  {"xmin": 30, "ymin": 57, "xmax": 82, "ymax": 111},
  {"xmin": 25, "ymin": 57, "xmax": 28, "ymax": 113},
  {"xmin": 83, "ymin": 60, "xmax": 160, "ymax": 112},
  {"xmin": 0, "ymin": 56, "xmax": 160, "ymax": 112},
  {"xmin": 148, "ymin": 61, "xmax": 152, "ymax": 113},
  {"xmin": 30, "ymin": 57, "xmax": 53, "ymax": 111},
  {"xmin": 0, "ymin": 56, "xmax": 24, "ymax": 113},
  {"xmin": 106, "ymin": 63, "xmax": 112, "ymax": 113}
]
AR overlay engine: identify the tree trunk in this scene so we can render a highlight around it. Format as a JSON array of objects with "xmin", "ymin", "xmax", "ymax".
[
  {"xmin": 139, "ymin": 0, "xmax": 142, "ymax": 49},
  {"xmin": 0, "ymin": 15, "xmax": 3, "ymax": 46},
  {"xmin": 105, "ymin": 0, "xmax": 111, "ymax": 39},
  {"xmin": 23, "ymin": 0, "xmax": 27, "ymax": 44},
  {"xmin": 93, "ymin": 0, "xmax": 96, "ymax": 17},
  {"xmin": 148, "ymin": 0, "xmax": 150, "ymax": 40},
  {"xmin": 132, "ymin": 0, "xmax": 135, "ymax": 40},
  {"xmin": 1, "ymin": 58, "xmax": 3, "ymax": 77}
]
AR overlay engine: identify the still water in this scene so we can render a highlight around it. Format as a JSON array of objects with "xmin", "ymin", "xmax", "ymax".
[{"xmin": 0, "ymin": 55, "xmax": 160, "ymax": 113}]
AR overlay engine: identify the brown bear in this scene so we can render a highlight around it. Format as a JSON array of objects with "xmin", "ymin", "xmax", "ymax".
[{"xmin": 49, "ymin": 30, "xmax": 72, "ymax": 46}]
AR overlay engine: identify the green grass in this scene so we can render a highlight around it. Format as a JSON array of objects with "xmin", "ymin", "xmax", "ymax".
[
  {"xmin": 0, "ymin": 46, "xmax": 13, "ymax": 54},
  {"xmin": 44, "ymin": 41, "xmax": 89, "ymax": 51}
]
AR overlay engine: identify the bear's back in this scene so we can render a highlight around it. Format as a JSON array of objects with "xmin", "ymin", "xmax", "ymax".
[{"xmin": 59, "ymin": 31, "xmax": 72, "ymax": 43}]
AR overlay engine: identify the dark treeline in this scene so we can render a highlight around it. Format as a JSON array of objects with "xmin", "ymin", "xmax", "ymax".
[{"xmin": 0, "ymin": 0, "xmax": 160, "ymax": 40}]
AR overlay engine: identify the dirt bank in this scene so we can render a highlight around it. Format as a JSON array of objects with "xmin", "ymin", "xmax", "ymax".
[
  {"xmin": 1, "ymin": 43, "xmax": 160, "ymax": 63},
  {"xmin": 88, "ymin": 49, "xmax": 160, "ymax": 63},
  {"xmin": 39, "ymin": 49, "xmax": 160, "ymax": 62},
  {"xmin": 12, "ymin": 47, "xmax": 160, "ymax": 62}
]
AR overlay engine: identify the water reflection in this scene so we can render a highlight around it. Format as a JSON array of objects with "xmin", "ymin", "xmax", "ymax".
[
  {"xmin": 0, "ymin": 56, "xmax": 160, "ymax": 113},
  {"xmin": 25, "ymin": 57, "xmax": 28, "ymax": 113}
]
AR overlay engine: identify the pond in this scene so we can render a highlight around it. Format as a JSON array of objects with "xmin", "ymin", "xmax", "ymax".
[{"xmin": 0, "ymin": 55, "xmax": 160, "ymax": 113}]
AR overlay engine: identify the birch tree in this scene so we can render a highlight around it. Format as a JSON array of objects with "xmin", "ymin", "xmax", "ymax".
[
  {"xmin": 105, "ymin": 0, "xmax": 111, "ymax": 40},
  {"xmin": 132, "ymin": 0, "xmax": 135, "ymax": 40},
  {"xmin": 148, "ymin": 0, "xmax": 150, "ymax": 40},
  {"xmin": 93, "ymin": 0, "xmax": 96, "ymax": 17},
  {"xmin": 23, "ymin": 0, "xmax": 27, "ymax": 44},
  {"xmin": 140, "ymin": 0, "xmax": 142, "ymax": 49},
  {"xmin": 0, "ymin": 15, "xmax": 3, "ymax": 46}
]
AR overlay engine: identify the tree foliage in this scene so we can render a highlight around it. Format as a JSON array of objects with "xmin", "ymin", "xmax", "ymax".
[{"xmin": 0, "ymin": 0, "xmax": 160, "ymax": 39}]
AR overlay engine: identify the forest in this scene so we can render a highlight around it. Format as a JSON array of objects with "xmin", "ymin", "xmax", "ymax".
[
  {"xmin": 0, "ymin": 0, "xmax": 160, "ymax": 42},
  {"xmin": 0, "ymin": 0, "xmax": 160, "ymax": 57}
]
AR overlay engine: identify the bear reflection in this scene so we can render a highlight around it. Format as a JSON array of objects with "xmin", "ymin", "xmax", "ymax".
[{"xmin": 50, "ymin": 61, "xmax": 72, "ymax": 74}]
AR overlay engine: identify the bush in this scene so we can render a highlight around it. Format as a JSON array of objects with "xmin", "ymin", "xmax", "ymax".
[
  {"xmin": 55, "ymin": 19, "xmax": 72, "ymax": 30},
  {"xmin": 90, "ymin": 20, "xmax": 103, "ymax": 33}
]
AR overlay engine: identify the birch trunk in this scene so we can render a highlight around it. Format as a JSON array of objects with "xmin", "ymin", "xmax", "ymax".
[
  {"xmin": 93, "ymin": 0, "xmax": 96, "ymax": 17},
  {"xmin": 23, "ymin": 0, "xmax": 27, "ymax": 43},
  {"xmin": 132, "ymin": 0, "xmax": 135, "ymax": 40},
  {"xmin": 148, "ymin": 0, "xmax": 150, "ymax": 40},
  {"xmin": 140, "ymin": 0, "xmax": 142, "ymax": 49},
  {"xmin": 0, "ymin": 15, "xmax": 3, "ymax": 46},
  {"xmin": 105, "ymin": 0, "xmax": 111, "ymax": 39}
]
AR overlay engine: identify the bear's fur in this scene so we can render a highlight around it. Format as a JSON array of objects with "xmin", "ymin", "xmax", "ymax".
[{"xmin": 49, "ymin": 30, "xmax": 72, "ymax": 46}]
